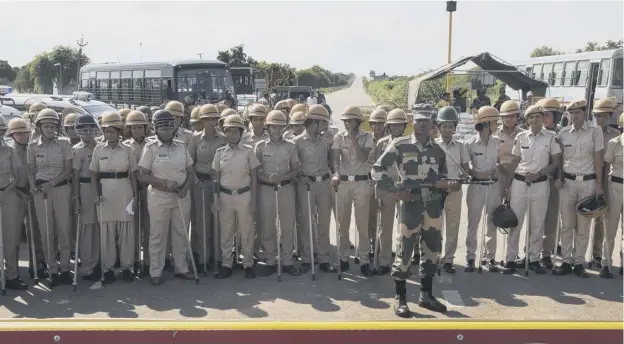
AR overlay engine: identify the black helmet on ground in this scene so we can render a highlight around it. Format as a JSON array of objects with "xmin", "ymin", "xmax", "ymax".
[
  {"xmin": 575, "ymin": 195, "xmax": 607, "ymax": 218},
  {"xmin": 492, "ymin": 201, "xmax": 518, "ymax": 234}
]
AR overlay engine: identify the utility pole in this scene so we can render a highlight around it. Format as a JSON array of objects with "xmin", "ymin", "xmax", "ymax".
[
  {"xmin": 197, "ymin": 53, "xmax": 204, "ymax": 60},
  {"xmin": 76, "ymin": 34, "xmax": 88, "ymax": 91}
]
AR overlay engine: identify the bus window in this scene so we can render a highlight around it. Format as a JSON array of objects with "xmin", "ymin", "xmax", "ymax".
[
  {"xmin": 111, "ymin": 71, "xmax": 120, "ymax": 100},
  {"xmin": 612, "ymin": 57, "xmax": 623, "ymax": 87},
  {"xmin": 132, "ymin": 71, "xmax": 144, "ymax": 101},
  {"xmin": 563, "ymin": 61, "xmax": 576, "ymax": 86},
  {"xmin": 542, "ymin": 63, "xmax": 553, "ymax": 83},
  {"xmin": 96, "ymin": 72, "xmax": 110, "ymax": 100},
  {"xmin": 532, "ymin": 64, "xmax": 542, "ymax": 79},
  {"xmin": 121, "ymin": 71, "xmax": 132, "ymax": 101},
  {"xmin": 553, "ymin": 62, "xmax": 564, "ymax": 86},
  {"xmin": 575, "ymin": 60, "xmax": 589, "ymax": 86},
  {"xmin": 598, "ymin": 58, "xmax": 611, "ymax": 87}
]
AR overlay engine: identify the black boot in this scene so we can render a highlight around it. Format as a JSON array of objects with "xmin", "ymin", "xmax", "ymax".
[
  {"xmin": 573, "ymin": 264, "xmax": 589, "ymax": 278},
  {"xmin": 360, "ymin": 263, "xmax": 373, "ymax": 277},
  {"xmin": 215, "ymin": 266, "xmax": 233, "ymax": 279},
  {"xmin": 319, "ymin": 263, "xmax": 337, "ymax": 273},
  {"xmin": 393, "ymin": 280, "xmax": 410, "ymax": 318},
  {"xmin": 553, "ymin": 262, "xmax": 572, "ymax": 276},
  {"xmin": 599, "ymin": 266, "xmax": 613, "ymax": 279},
  {"xmin": 502, "ymin": 261, "xmax": 516, "ymax": 275},
  {"xmin": 541, "ymin": 256, "xmax": 554, "ymax": 270},
  {"xmin": 6, "ymin": 277, "xmax": 28, "ymax": 290},
  {"xmin": 418, "ymin": 276, "xmax": 447, "ymax": 313},
  {"xmin": 340, "ymin": 260, "xmax": 350, "ymax": 271},
  {"xmin": 443, "ymin": 263, "xmax": 455, "ymax": 274}
]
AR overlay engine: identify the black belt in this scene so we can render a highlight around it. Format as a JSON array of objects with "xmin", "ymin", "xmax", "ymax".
[
  {"xmin": 563, "ymin": 173, "xmax": 596, "ymax": 181},
  {"xmin": 220, "ymin": 185, "xmax": 251, "ymax": 195},
  {"xmin": 196, "ymin": 172, "xmax": 212, "ymax": 181},
  {"xmin": 302, "ymin": 173, "xmax": 330, "ymax": 183},
  {"xmin": 36, "ymin": 179, "xmax": 68, "ymax": 187},
  {"xmin": 611, "ymin": 176, "xmax": 623, "ymax": 184},
  {"xmin": 339, "ymin": 174, "xmax": 370, "ymax": 182},
  {"xmin": 79, "ymin": 177, "xmax": 91, "ymax": 183},
  {"xmin": 471, "ymin": 178, "xmax": 498, "ymax": 183},
  {"xmin": 514, "ymin": 173, "xmax": 548, "ymax": 184},
  {"xmin": 99, "ymin": 171, "xmax": 129, "ymax": 179},
  {"xmin": 260, "ymin": 180, "xmax": 292, "ymax": 187},
  {"xmin": 16, "ymin": 185, "xmax": 29, "ymax": 194}
]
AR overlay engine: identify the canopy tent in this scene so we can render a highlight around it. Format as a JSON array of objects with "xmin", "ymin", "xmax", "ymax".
[{"xmin": 407, "ymin": 52, "xmax": 549, "ymax": 107}]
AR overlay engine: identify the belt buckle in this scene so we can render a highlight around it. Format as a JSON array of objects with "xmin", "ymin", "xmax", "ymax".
[
  {"xmin": 575, "ymin": 175, "xmax": 583, "ymax": 182},
  {"xmin": 348, "ymin": 175, "xmax": 355, "ymax": 182},
  {"xmin": 114, "ymin": 172, "xmax": 120, "ymax": 178},
  {"xmin": 231, "ymin": 189, "xmax": 239, "ymax": 195},
  {"xmin": 315, "ymin": 176, "xmax": 322, "ymax": 182}
]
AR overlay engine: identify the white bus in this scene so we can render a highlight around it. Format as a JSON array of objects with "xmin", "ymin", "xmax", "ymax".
[{"xmin": 506, "ymin": 48, "xmax": 623, "ymax": 113}]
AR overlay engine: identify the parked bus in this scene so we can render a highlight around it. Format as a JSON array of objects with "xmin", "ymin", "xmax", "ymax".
[
  {"xmin": 506, "ymin": 48, "xmax": 623, "ymax": 114},
  {"xmin": 230, "ymin": 66, "xmax": 254, "ymax": 95},
  {"xmin": 79, "ymin": 60, "xmax": 234, "ymax": 107}
]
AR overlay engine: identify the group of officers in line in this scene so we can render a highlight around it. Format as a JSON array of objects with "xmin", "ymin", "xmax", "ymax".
[{"xmin": 0, "ymin": 94, "xmax": 622, "ymax": 318}]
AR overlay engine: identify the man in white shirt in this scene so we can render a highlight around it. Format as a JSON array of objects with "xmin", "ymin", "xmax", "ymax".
[{"xmin": 306, "ymin": 94, "xmax": 318, "ymax": 106}]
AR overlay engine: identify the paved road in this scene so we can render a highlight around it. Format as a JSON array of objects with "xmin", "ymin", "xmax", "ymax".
[{"xmin": 325, "ymin": 76, "xmax": 375, "ymax": 132}]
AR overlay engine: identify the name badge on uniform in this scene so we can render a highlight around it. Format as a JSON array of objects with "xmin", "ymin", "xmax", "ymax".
[
  {"xmin": 475, "ymin": 153, "xmax": 483, "ymax": 156},
  {"xmin": 262, "ymin": 153, "xmax": 272, "ymax": 159},
  {"xmin": 36, "ymin": 154, "xmax": 44, "ymax": 158},
  {"xmin": 521, "ymin": 146, "xmax": 529, "ymax": 149},
  {"xmin": 564, "ymin": 144, "xmax": 572, "ymax": 147},
  {"xmin": 100, "ymin": 157, "xmax": 108, "ymax": 160},
  {"xmin": 500, "ymin": 140, "xmax": 505, "ymax": 143},
  {"xmin": 157, "ymin": 153, "xmax": 170, "ymax": 160},
  {"xmin": 403, "ymin": 152, "xmax": 417, "ymax": 157}
]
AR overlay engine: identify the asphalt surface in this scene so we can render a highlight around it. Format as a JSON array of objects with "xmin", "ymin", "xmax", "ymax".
[
  {"xmin": 325, "ymin": 76, "xmax": 375, "ymax": 132},
  {"xmin": 0, "ymin": 78, "xmax": 622, "ymax": 321}
]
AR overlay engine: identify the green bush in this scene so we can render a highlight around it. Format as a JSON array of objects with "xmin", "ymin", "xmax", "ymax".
[{"xmin": 363, "ymin": 76, "xmax": 411, "ymax": 108}]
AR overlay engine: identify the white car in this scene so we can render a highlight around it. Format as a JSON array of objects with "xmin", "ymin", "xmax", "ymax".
[{"xmin": 0, "ymin": 102, "xmax": 22, "ymax": 123}]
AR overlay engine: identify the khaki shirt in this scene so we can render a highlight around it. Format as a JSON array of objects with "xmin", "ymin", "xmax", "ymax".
[
  {"xmin": 176, "ymin": 127, "xmax": 194, "ymax": 146},
  {"xmin": 295, "ymin": 131, "xmax": 331, "ymax": 176},
  {"xmin": 7, "ymin": 141, "xmax": 28, "ymax": 188},
  {"xmin": 27, "ymin": 137, "xmax": 73, "ymax": 181},
  {"xmin": 512, "ymin": 128, "xmax": 561, "ymax": 175},
  {"xmin": 123, "ymin": 138, "xmax": 149, "ymax": 165},
  {"xmin": 90, "ymin": 142, "xmax": 138, "ymax": 174},
  {"xmin": 497, "ymin": 125, "xmax": 523, "ymax": 165},
  {"xmin": 557, "ymin": 122, "xmax": 604, "ymax": 175},
  {"xmin": 187, "ymin": 131, "xmax": 227, "ymax": 175},
  {"xmin": 255, "ymin": 138, "xmax": 299, "ymax": 179},
  {"xmin": 242, "ymin": 130, "xmax": 269, "ymax": 147},
  {"xmin": 212, "ymin": 143, "xmax": 260, "ymax": 189},
  {"xmin": 464, "ymin": 134, "xmax": 500, "ymax": 173},
  {"xmin": 72, "ymin": 142, "xmax": 95, "ymax": 179},
  {"xmin": 604, "ymin": 135, "xmax": 623, "ymax": 178},
  {"xmin": 0, "ymin": 142, "xmax": 20, "ymax": 189},
  {"xmin": 435, "ymin": 137, "xmax": 470, "ymax": 179},
  {"xmin": 139, "ymin": 139, "xmax": 193, "ymax": 186},
  {"xmin": 602, "ymin": 126, "xmax": 620, "ymax": 147},
  {"xmin": 332, "ymin": 129, "xmax": 375, "ymax": 176}
]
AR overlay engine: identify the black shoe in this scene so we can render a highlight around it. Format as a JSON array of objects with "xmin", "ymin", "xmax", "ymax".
[
  {"xmin": 394, "ymin": 282, "xmax": 410, "ymax": 318},
  {"xmin": 284, "ymin": 265, "xmax": 301, "ymax": 276},
  {"xmin": 442, "ymin": 263, "xmax": 455, "ymax": 274},
  {"xmin": 103, "ymin": 270, "xmax": 116, "ymax": 284},
  {"xmin": 376, "ymin": 266, "xmax": 391, "ymax": 275},
  {"xmin": 215, "ymin": 267, "xmax": 233, "ymax": 279},
  {"xmin": 515, "ymin": 257, "xmax": 526, "ymax": 269},
  {"xmin": 150, "ymin": 277, "xmax": 161, "ymax": 286},
  {"xmin": 599, "ymin": 266, "xmax": 613, "ymax": 279},
  {"xmin": 591, "ymin": 257, "xmax": 603, "ymax": 269},
  {"xmin": 541, "ymin": 256, "xmax": 554, "ymax": 269},
  {"xmin": 486, "ymin": 259, "xmax": 500, "ymax": 272},
  {"xmin": 175, "ymin": 272, "xmax": 195, "ymax": 280},
  {"xmin": 502, "ymin": 261, "xmax": 516, "ymax": 275},
  {"xmin": 122, "ymin": 269, "xmax": 134, "ymax": 282},
  {"xmin": 360, "ymin": 263, "xmax": 373, "ymax": 277},
  {"xmin": 411, "ymin": 254, "xmax": 420, "ymax": 266},
  {"xmin": 299, "ymin": 263, "xmax": 312, "ymax": 274},
  {"xmin": 553, "ymin": 262, "xmax": 573, "ymax": 275},
  {"xmin": 38, "ymin": 260, "xmax": 49, "ymax": 279},
  {"xmin": 319, "ymin": 263, "xmax": 337, "ymax": 273},
  {"xmin": 49, "ymin": 273, "xmax": 61, "ymax": 288},
  {"xmin": 573, "ymin": 264, "xmax": 589, "ymax": 278},
  {"xmin": 59, "ymin": 271, "xmax": 72, "ymax": 285},
  {"xmin": 349, "ymin": 242, "xmax": 355, "ymax": 249},
  {"xmin": 260, "ymin": 264, "xmax": 277, "ymax": 277},
  {"xmin": 82, "ymin": 269, "xmax": 101, "ymax": 282},
  {"xmin": 464, "ymin": 259, "xmax": 475, "ymax": 272},
  {"xmin": 244, "ymin": 267, "xmax": 255, "ymax": 279},
  {"xmin": 6, "ymin": 277, "xmax": 28, "ymax": 290},
  {"xmin": 529, "ymin": 261, "xmax": 546, "ymax": 274},
  {"xmin": 340, "ymin": 260, "xmax": 350, "ymax": 271},
  {"xmin": 418, "ymin": 291, "xmax": 447, "ymax": 313}
]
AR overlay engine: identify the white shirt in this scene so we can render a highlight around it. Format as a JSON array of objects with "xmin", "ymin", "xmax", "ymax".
[{"xmin": 306, "ymin": 96, "xmax": 318, "ymax": 106}]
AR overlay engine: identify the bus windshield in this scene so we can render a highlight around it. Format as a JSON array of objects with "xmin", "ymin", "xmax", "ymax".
[
  {"xmin": 612, "ymin": 57, "xmax": 623, "ymax": 87},
  {"xmin": 83, "ymin": 104, "xmax": 117, "ymax": 118},
  {"xmin": 176, "ymin": 68, "xmax": 230, "ymax": 101}
]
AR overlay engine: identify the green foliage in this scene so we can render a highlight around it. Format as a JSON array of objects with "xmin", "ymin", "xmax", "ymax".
[
  {"xmin": 0, "ymin": 60, "xmax": 17, "ymax": 83},
  {"xmin": 363, "ymin": 76, "xmax": 411, "ymax": 107},
  {"xmin": 530, "ymin": 46, "xmax": 563, "ymax": 58},
  {"xmin": 532, "ymin": 40, "xmax": 623, "ymax": 58}
]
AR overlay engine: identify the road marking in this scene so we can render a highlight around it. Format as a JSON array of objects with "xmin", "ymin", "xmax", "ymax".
[
  {"xmin": 437, "ymin": 275, "xmax": 453, "ymax": 284},
  {"xmin": 441, "ymin": 290, "xmax": 465, "ymax": 308}
]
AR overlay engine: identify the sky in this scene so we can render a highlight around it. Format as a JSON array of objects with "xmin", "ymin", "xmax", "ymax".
[{"xmin": 2, "ymin": 0, "xmax": 623, "ymax": 77}]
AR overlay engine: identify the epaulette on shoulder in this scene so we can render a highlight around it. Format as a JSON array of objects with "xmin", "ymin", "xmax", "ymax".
[
  {"xmin": 72, "ymin": 141, "xmax": 84, "ymax": 150},
  {"xmin": 216, "ymin": 145, "xmax": 228, "ymax": 153}
]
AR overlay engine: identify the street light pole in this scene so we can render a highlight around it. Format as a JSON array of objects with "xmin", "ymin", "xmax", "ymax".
[{"xmin": 446, "ymin": 1, "xmax": 457, "ymax": 93}]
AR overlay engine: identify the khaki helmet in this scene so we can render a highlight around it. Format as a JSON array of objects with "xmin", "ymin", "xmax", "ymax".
[
  {"xmin": 524, "ymin": 105, "xmax": 544, "ymax": 118},
  {"xmin": 376, "ymin": 104, "xmax": 393, "ymax": 112},
  {"xmin": 100, "ymin": 111, "xmax": 124, "ymax": 129},
  {"xmin": 28, "ymin": 102, "xmax": 48, "ymax": 116},
  {"xmin": 307, "ymin": 104, "xmax": 330, "ymax": 122},
  {"xmin": 592, "ymin": 98, "xmax": 616, "ymax": 114},
  {"xmin": 189, "ymin": 106, "xmax": 200, "ymax": 123},
  {"xmin": 35, "ymin": 108, "xmax": 60, "ymax": 125},
  {"xmin": 216, "ymin": 103, "xmax": 230, "ymax": 114},
  {"xmin": 125, "ymin": 110, "xmax": 148, "ymax": 126},
  {"xmin": 119, "ymin": 108, "xmax": 132, "ymax": 121},
  {"xmin": 199, "ymin": 104, "xmax": 220, "ymax": 120},
  {"xmin": 248, "ymin": 103, "xmax": 268, "ymax": 118},
  {"xmin": 566, "ymin": 99, "xmax": 587, "ymax": 111},
  {"xmin": 499, "ymin": 100, "xmax": 521, "ymax": 116},
  {"xmin": 63, "ymin": 112, "xmax": 78, "ymax": 127},
  {"xmin": 285, "ymin": 99, "xmax": 296, "ymax": 109},
  {"xmin": 0, "ymin": 116, "xmax": 6, "ymax": 130},
  {"xmin": 221, "ymin": 108, "xmax": 238, "ymax": 118},
  {"xmin": 290, "ymin": 111, "xmax": 306, "ymax": 125},
  {"xmin": 368, "ymin": 109, "xmax": 387, "ymax": 123},
  {"xmin": 290, "ymin": 103, "xmax": 308, "ymax": 116},
  {"xmin": 266, "ymin": 110, "xmax": 288, "ymax": 126},
  {"xmin": 536, "ymin": 97, "xmax": 561, "ymax": 112},
  {"xmin": 618, "ymin": 113, "xmax": 623, "ymax": 128},
  {"xmin": 473, "ymin": 106, "xmax": 499, "ymax": 124},
  {"xmin": 386, "ymin": 109, "xmax": 408, "ymax": 124},
  {"xmin": 274, "ymin": 100, "xmax": 291, "ymax": 113},
  {"xmin": 222, "ymin": 114, "xmax": 245, "ymax": 129},
  {"xmin": 7, "ymin": 118, "xmax": 31, "ymax": 135},
  {"xmin": 164, "ymin": 101, "xmax": 185, "ymax": 117},
  {"xmin": 340, "ymin": 105, "xmax": 363, "ymax": 121}
]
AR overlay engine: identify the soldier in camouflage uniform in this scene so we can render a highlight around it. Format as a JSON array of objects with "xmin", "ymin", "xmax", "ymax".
[{"xmin": 372, "ymin": 108, "xmax": 455, "ymax": 317}]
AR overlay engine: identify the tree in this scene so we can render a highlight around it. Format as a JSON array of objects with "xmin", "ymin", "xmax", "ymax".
[
  {"xmin": 530, "ymin": 46, "xmax": 563, "ymax": 58},
  {"xmin": 575, "ymin": 39, "xmax": 623, "ymax": 53},
  {"xmin": 13, "ymin": 64, "xmax": 34, "ymax": 92},
  {"xmin": 0, "ymin": 60, "xmax": 17, "ymax": 82}
]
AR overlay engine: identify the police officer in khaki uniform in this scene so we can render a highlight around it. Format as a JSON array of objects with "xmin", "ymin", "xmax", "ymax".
[
  {"xmin": 27, "ymin": 109, "xmax": 74, "ymax": 287},
  {"xmin": 294, "ymin": 105, "xmax": 337, "ymax": 273},
  {"xmin": 164, "ymin": 101, "xmax": 193, "ymax": 146},
  {"xmin": 255, "ymin": 110, "xmax": 300, "ymax": 276},
  {"xmin": 285, "ymin": 111, "xmax": 306, "ymax": 141},
  {"xmin": 498, "ymin": 101, "xmax": 524, "ymax": 198},
  {"xmin": 464, "ymin": 106, "xmax": 502, "ymax": 272},
  {"xmin": 138, "ymin": 110, "xmax": 196, "ymax": 285},
  {"xmin": 72, "ymin": 114, "xmax": 101, "ymax": 281},
  {"xmin": 27, "ymin": 102, "xmax": 48, "ymax": 141},
  {"xmin": 119, "ymin": 108, "xmax": 133, "ymax": 141},
  {"xmin": 0, "ymin": 117, "xmax": 28, "ymax": 290},
  {"xmin": 537, "ymin": 97, "xmax": 564, "ymax": 269},
  {"xmin": 136, "ymin": 106, "xmax": 155, "ymax": 137},
  {"xmin": 274, "ymin": 100, "xmax": 292, "ymax": 137},
  {"xmin": 372, "ymin": 109, "xmax": 409, "ymax": 274},
  {"xmin": 434, "ymin": 106, "xmax": 470, "ymax": 273},
  {"xmin": 502, "ymin": 105, "xmax": 561, "ymax": 275},
  {"xmin": 212, "ymin": 114, "xmax": 261, "ymax": 279},
  {"xmin": 331, "ymin": 105, "xmax": 375, "ymax": 276},
  {"xmin": 602, "ymin": 113, "xmax": 623, "ymax": 277},
  {"xmin": 554, "ymin": 100, "xmax": 604, "ymax": 278},
  {"xmin": 62, "ymin": 111, "xmax": 81, "ymax": 146},
  {"xmin": 187, "ymin": 104, "xmax": 227, "ymax": 271},
  {"xmin": 590, "ymin": 98, "xmax": 620, "ymax": 268},
  {"xmin": 7, "ymin": 118, "xmax": 47, "ymax": 280},
  {"xmin": 189, "ymin": 106, "xmax": 203, "ymax": 133},
  {"xmin": 90, "ymin": 112, "xmax": 139, "ymax": 283},
  {"xmin": 367, "ymin": 108, "xmax": 388, "ymax": 257}
]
